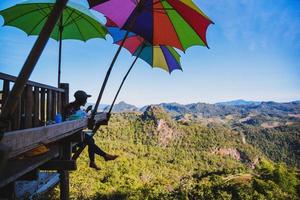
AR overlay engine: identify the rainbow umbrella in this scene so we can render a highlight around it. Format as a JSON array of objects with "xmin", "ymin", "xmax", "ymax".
[
  {"xmin": 106, "ymin": 18, "xmax": 181, "ymax": 73},
  {"xmin": 106, "ymin": 18, "xmax": 182, "ymax": 113},
  {"xmin": 88, "ymin": 0, "xmax": 213, "ymax": 50}
]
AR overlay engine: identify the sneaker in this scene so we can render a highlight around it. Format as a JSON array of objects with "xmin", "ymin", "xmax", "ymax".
[
  {"xmin": 104, "ymin": 154, "xmax": 119, "ymax": 161},
  {"xmin": 89, "ymin": 162, "xmax": 101, "ymax": 170}
]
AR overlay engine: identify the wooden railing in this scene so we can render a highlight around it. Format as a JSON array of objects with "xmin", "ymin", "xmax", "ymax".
[{"xmin": 0, "ymin": 72, "xmax": 69, "ymax": 131}]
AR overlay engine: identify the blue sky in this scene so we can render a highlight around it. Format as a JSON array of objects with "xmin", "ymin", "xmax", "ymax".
[{"xmin": 0, "ymin": 0, "xmax": 299, "ymax": 106}]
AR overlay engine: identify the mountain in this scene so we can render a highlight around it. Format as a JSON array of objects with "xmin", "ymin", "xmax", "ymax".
[
  {"xmin": 103, "ymin": 101, "xmax": 139, "ymax": 112},
  {"xmin": 216, "ymin": 99, "xmax": 261, "ymax": 106}
]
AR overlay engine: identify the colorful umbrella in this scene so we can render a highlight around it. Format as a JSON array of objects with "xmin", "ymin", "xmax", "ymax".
[
  {"xmin": 88, "ymin": 0, "xmax": 213, "ymax": 51},
  {"xmin": 106, "ymin": 18, "xmax": 182, "ymax": 113},
  {"xmin": 0, "ymin": 0, "xmax": 108, "ymax": 86},
  {"xmin": 107, "ymin": 18, "xmax": 182, "ymax": 73}
]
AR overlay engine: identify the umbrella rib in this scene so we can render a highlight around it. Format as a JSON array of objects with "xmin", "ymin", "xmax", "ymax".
[
  {"xmin": 64, "ymin": 10, "xmax": 85, "ymax": 27},
  {"xmin": 27, "ymin": 12, "xmax": 50, "ymax": 35},
  {"xmin": 63, "ymin": 8, "xmax": 75, "ymax": 27},
  {"xmin": 68, "ymin": 11, "xmax": 86, "ymax": 41},
  {"xmin": 35, "ymin": 4, "xmax": 49, "ymax": 18},
  {"xmin": 4, "ymin": 5, "xmax": 55, "ymax": 25}
]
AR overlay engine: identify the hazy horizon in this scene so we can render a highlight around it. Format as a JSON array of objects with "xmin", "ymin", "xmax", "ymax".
[{"xmin": 87, "ymin": 98, "xmax": 300, "ymax": 108}]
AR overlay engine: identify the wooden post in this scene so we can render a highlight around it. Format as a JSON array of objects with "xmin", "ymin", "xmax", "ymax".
[
  {"xmin": 0, "ymin": 0, "xmax": 68, "ymax": 139},
  {"xmin": 52, "ymin": 91, "xmax": 57, "ymax": 119},
  {"xmin": 57, "ymin": 92, "xmax": 62, "ymax": 114},
  {"xmin": 20, "ymin": 91, "xmax": 26, "ymax": 129},
  {"xmin": 25, "ymin": 86, "xmax": 33, "ymax": 128},
  {"xmin": 59, "ymin": 139, "xmax": 72, "ymax": 200},
  {"xmin": 11, "ymin": 99, "xmax": 21, "ymax": 130},
  {"xmin": 1, "ymin": 81, "xmax": 10, "ymax": 131},
  {"xmin": 59, "ymin": 83, "xmax": 69, "ymax": 118},
  {"xmin": 40, "ymin": 88, "xmax": 46, "ymax": 125},
  {"xmin": 59, "ymin": 170, "xmax": 69, "ymax": 200},
  {"xmin": 47, "ymin": 90, "xmax": 53, "ymax": 122},
  {"xmin": 33, "ymin": 86, "xmax": 40, "ymax": 127},
  {"xmin": 2, "ymin": 80, "xmax": 10, "ymax": 108}
]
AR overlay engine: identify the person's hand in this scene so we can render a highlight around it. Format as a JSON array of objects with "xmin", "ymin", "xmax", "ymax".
[{"xmin": 86, "ymin": 105, "xmax": 93, "ymax": 113}]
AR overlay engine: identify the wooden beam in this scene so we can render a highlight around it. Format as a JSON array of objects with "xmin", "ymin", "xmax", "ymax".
[{"xmin": 40, "ymin": 160, "xmax": 76, "ymax": 171}]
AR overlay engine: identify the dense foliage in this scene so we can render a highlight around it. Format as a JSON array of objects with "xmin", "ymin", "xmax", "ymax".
[{"xmin": 43, "ymin": 109, "xmax": 299, "ymax": 199}]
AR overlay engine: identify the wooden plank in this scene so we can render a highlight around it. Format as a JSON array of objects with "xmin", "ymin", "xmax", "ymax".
[
  {"xmin": 0, "ymin": 119, "xmax": 87, "ymax": 158},
  {"xmin": 47, "ymin": 90, "xmax": 52, "ymax": 122},
  {"xmin": 33, "ymin": 87, "xmax": 40, "ymax": 127},
  {"xmin": 59, "ymin": 83, "xmax": 69, "ymax": 118},
  {"xmin": 25, "ymin": 86, "xmax": 33, "ymax": 128},
  {"xmin": 0, "ymin": 72, "xmax": 64, "ymax": 93},
  {"xmin": 40, "ymin": 160, "xmax": 76, "ymax": 171},
  {"xmin": 40, "ymin": 88, "xmax": 46, "ymax": 125}
]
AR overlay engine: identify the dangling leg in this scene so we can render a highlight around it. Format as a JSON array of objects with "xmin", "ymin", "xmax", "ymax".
[
  {"xmin": 85, "ymin": 134, "xmax": 119, "ymax": 162},
  {"xmin": 85, "ymin": 134, "xmax": 101, "ymax": 170}
]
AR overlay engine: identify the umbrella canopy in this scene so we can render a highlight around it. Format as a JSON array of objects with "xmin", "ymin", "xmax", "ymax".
[
  {"xmin": 0, "ymin": 0, "xmax": 107, "ymax": 41},
  {"xmin": 106, "ymin": 19, "xmax": 181, "ymax": 73},
  {"xmin": 88, "ymin": 0, "xmax": 213, "ymax": 51}
]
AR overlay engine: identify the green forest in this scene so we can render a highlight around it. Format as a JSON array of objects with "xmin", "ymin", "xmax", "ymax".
[{"xmin": 43, "ymin": 106, "xmax": 300, "ymax": 200}]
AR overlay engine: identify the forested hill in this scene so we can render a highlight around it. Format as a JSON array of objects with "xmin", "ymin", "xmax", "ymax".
[{"xmin": 47, "ymin": 105, "xmax": 300, "ymax": 199}]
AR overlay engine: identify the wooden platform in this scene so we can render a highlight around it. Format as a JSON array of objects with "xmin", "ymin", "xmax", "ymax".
[
  {"xmin": 0, "ymin": 144, "xmax": 59, "ymax": 188},
  {"xmin": 0, "ymin": 119, "xmax": 87, "ymax": 158}
]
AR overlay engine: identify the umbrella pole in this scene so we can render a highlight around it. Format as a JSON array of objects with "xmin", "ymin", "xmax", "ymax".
[
  {"xmin": 58, "ymin": 15, "xmax": 63, "ymax": 87},
  {"xmin": 0, "ymin": 0, "xmax": 68, "ymax": 137},
  {"xmin": 108, "ymin": 44, "xmax": 146, "ymax": 114},
  {"xmin": 90, "ymin": 0, "xmax": 147, "ymax": 119},
  {"xmin": 72, "ymin": 31, "xmax": 131, "ymax": 161},
  {"xmin": 90, "ymin": 30, "xmax": 130, "ymax": 119},
  {"xmin": 72, "ymin": 0, "xmax": 148, "ymax": 161}
]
